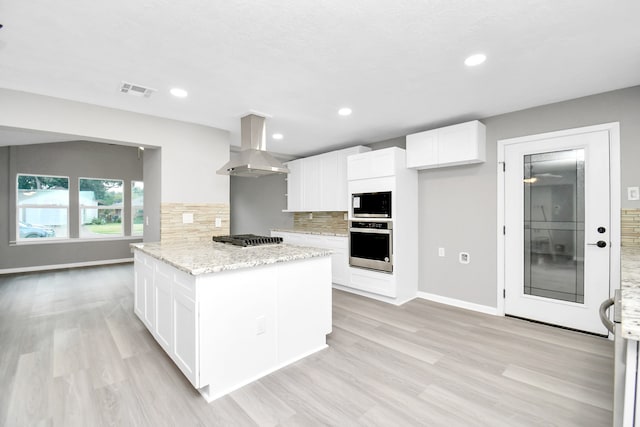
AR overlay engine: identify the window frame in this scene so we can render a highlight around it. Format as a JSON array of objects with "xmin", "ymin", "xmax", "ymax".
[
  {"xmin": 131, "ymin": 180, "xmax": 144, "ymax": 237},
  {"xmin": 16, "ymin": 173, "xmax": 71, "ymax": 242},
  {"xmin": 78, "ymin": 177, "xmax": 125, "ymax": 239}
]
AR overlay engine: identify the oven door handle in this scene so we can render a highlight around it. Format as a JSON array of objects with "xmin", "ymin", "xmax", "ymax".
[{"xmin": 349, "ymin": 228, "xmax": 391, "ymax": 234}]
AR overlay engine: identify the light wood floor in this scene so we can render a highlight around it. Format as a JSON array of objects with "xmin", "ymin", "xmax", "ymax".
[{"xmin": 0, "ymin": 264, "xmax": 613, "ymax": 426}]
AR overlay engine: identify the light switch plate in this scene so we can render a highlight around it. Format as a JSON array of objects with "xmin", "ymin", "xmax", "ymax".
[
  {"xmin": 182, "ymin": 213, "xmax": 194, "ymax": 224},
  {"xmin": 438, "ymin": 247, "xmax": 445, "ymax": 257},
  {"xmin": 215, "ymin": 217, "xmax": 222, "ymax": 228},
  {"xmin": 628, "ymin": 186, "xmax": 640, "ymax": 201},
  {"xmin": 459, "ymin": 252, "xmax": 470, "ymax": 264}
]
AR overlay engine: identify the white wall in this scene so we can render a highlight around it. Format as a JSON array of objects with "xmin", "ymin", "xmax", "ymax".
[{"xmin": 0, "ymin": 88, "xmax": 230, "ymax": 204}]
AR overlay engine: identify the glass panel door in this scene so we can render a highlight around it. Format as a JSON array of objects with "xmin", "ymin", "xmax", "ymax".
[{"xmin": 523, "ymin": 149, "xmax": 585, "ymax": 303}]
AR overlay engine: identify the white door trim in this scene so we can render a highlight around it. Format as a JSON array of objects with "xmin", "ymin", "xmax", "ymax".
[{"xmin": 497, "ymin": 122, "xmax": 621, "ymax": 318}]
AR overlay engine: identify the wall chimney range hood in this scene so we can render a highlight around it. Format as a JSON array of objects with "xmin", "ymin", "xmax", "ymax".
[{"xmin": 217, "ymin": 114, "xmax": 290, "ymax": 177}]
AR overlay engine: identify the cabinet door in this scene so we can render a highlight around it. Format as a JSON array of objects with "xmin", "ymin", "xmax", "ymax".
[
  {"xmin": 347, "ymin": 153, "xmax": 372, "ymax": 181},
  {"xmin": 334, "ymin": 151, "xmax": 350, "ymax": 211},
  {"xmin": 173, "ymin": 290, "xmax": 198, "ymax": 387},
  {"xmin": 286, "ymin": 159, "xmax": 303, "ymax": 211},
  {"xmin": 330, "ymin": 245, "xmax": 349, "ymax": 285},
  {"xmin": 144, "ymin": 267, "xmax": 155, "ymax": 330},
  {"xmin": 319, "ymin": 152, "xmax": 339, "ymax": 210},
  {"xmin": 348, "ymin": 149, "xmax": 398, "ymax": 180},
  {"xmin": 302, "ymin": 157, "xmax": 321, "ymax": 211},
  {"xmin": 406, "ymin": 129, "xmax": 438, "ymax": 169},
  {"xmin": 154, "ymin": 266, "xmax": 173, "ymax": 353},
  {"xmin": 134, "ymin": 253, "xmax": 149, "ymax": 319},
  {"xmin": 369, "ymin": 150, "xmax": 397, "ymax": 178},
  {"xmin": 437, "ymin": 121, "xmax": 483, "ymax": 165}
]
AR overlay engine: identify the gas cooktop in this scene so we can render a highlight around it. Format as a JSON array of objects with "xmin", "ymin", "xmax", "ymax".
[{"xmin": 212, "ymin": 234, "xmax": 283, "ymax": 247}]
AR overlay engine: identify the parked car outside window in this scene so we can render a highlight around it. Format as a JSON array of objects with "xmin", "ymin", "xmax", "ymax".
[{"xmin": 19, "ymin": 222, "xmax": 55, "ymax": 238}]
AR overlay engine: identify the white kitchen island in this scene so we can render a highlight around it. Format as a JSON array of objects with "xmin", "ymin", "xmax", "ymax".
[{"xmin": 131, "ymin": 240, "xmax": 332, "ymax": 402}]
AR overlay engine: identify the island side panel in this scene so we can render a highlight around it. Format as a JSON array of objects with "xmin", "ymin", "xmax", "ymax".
[
  {"xmin": 277, "ymin": 256, "xmax": 332, "ymax": 364},
  {"xmin": 197, "ymin": 264, "xmax": 279, "ymax": 400},
  {"xmin": 197, "ymin": 255, "xmax": 332, "ymax": 401}
]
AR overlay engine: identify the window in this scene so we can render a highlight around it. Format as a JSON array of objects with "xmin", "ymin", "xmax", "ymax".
[
  {"xmin": 17, "ymin": 174, "xmax": 69, "ymax": 240},
  {"xmin": 132, "ymin": 181, "xmax": 144, "ymax": 236},
  {"xmin": 79, "ymin": 178, "xmax": 124, "ymax": 238}
]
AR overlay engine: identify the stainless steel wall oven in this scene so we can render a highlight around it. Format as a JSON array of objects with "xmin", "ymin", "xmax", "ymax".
[{"xmin": 349, "ymin": 221, "xmax": 393, "ymax": 273}]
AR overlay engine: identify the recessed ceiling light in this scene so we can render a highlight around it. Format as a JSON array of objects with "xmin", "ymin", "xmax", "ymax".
[
  {"xmin": 272, "ymin": 133, "xmax": 283, "ymax": 140},
  {"xmin": 170, "ymin": 87, "xmax": 188, "ymax": 98},
  {"xmin": 464, "ymin": 53, "xmax": 486, "ymax": 67},
  {"xmin": 338, "ymin": 107, "xmax": 352, "ymax": 116}
]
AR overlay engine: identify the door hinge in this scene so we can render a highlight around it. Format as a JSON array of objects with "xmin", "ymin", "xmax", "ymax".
[
  {"xmin": 503, "ymin": 225, "xmax": 506, "ymax": 235},
  {"xmin": 503, "ymin": 289, "xmax": 506, "ymax": 298},
  {"xmin": 502, "ymin": 162, "xmax": 505, "ymax": 172}
]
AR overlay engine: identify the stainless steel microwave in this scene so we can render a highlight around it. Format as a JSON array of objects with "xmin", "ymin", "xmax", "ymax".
[{"xmin": 351, "ymin": 191, "xmax": 392, "ymax": 218}]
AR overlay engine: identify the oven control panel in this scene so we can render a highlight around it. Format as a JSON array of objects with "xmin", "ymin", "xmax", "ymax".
[{"xmin": 350, "ymin": 221, "xmax": 392, "ymax": 230}]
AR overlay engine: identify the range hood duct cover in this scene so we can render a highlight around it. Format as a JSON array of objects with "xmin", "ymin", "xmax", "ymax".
[{"xmin": 216, "ymin": 114, "xmax": 289, "ymax": 177}]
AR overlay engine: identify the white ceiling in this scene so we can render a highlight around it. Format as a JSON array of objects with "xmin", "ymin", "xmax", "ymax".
[{"xmin": 1, "ymin": 1, "xmax": 639, "ymax": 157}]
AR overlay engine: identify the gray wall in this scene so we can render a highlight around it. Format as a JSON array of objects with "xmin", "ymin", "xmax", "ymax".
[
  {"xmin": 230, "ymin": 174, "xmax": 293, "ymax": 236},
  {"xmin": 1, "ymin": 141, "xmax": 143, "ymax": 270},
  {"xmin": 419, "ymin": 85, "xmax": 640, "ymax": 308},
  {"xmin": 143, "ymin": 148, "xmax": 161, "ymax": 242}
]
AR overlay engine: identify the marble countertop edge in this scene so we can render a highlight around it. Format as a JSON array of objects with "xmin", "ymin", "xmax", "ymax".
[
  {"xmin": 620, "ymin": 246, "xmax": 640, "ymax": 340},
  {"xmin": 271, "ymin": 228, "xmax": 348, "ymax": 237},
  {"xmin": 131, "ymin": 242, "xmax": 332, "ymax": 276}
]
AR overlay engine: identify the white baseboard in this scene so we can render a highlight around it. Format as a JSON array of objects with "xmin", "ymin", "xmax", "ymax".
[
  {"xmin": 332, "ymin": 284, "xmax": 415, "ymax": 306},
  {"xmin": 417, "ymin": 291, "xmax": 499, "ymax": 316},
  {"xmin": 0, "ymin": 258, "xmax": 133, "ymax": 275}
]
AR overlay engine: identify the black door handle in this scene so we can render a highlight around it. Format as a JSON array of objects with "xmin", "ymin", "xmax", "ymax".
[{"xmin": 587, "ymin": 240, "xmax": 607, "ymax": 248}]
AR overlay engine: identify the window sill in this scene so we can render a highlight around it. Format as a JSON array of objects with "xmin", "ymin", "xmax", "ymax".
[{"xmin": 10, "ymin": 236, "xmax": 143, "ymax": 246}]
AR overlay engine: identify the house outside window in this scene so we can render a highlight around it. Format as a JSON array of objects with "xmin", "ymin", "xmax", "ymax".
[
  {"xmin": 79, "ymin": 178, "xmax": 124, "ymax": 238},
  {"xmin": 17, "ymin": 174, "xmax": 69, "ymax": 240},
  {"xmin": 132, "ymin": 181, "xmax": 144, "ymax": 236}
]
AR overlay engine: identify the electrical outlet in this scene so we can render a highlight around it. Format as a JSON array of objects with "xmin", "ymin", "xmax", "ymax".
[
  {"xmin": 182, "ymin": 213, "xmax": 194, "ymax": 224},
  {"xmin": 343, "ymin": 212, "xmax": 348, "ymax": 220},
  {"xmin": 438, "ymin": 247, "xmax": 445, "ymax": 257},
  {"xmin": 215, "ymin": 217, "xmax": 222, "ymax": 228},
  {"xmin": 308, "ymin": 212, "xmax": 313, "ymax": 219},
  {"xmin": 459, "ymin": 252, "xmax": 470, "ymax": 264},
  {"xmin": 628, "ymin": 187, "xmax": 640, "ymax": 201}
]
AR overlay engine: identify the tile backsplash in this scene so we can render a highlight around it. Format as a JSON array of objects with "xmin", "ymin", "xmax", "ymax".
[
  {"xmin": 293, "ymin": 211, "xmax": 348, "ymax": 234},
  {"xmin": 622, "ymin": 209, "xmax": 640, "ymax": 247},
  {"xmin": 161, "ymin": 203, "xmax": 230, "ymax": 243}
]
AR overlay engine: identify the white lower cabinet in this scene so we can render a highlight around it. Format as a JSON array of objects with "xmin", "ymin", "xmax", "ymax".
[
  {"xmin": 154, "ymin": 264, "xmax": 173, "ymax": 353},
  {"xmin": 271, "ymin": 231, "xmax": 348, "ymax": 286},
  {"xmin": 133, "ymin": 249, "xmax": 332, "ymax": 402},
  {"xmin": 172, "ymin": 290, "xmax": 197, "ymax": 384},
  {"xmin": 134, "ymin": 252, "xmax": 155, "ymax": 330}
]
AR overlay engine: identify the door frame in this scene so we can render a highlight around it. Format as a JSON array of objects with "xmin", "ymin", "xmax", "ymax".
[{"xmin": 496, "ymin": 122, "xmax": 621, "ymax": 326}]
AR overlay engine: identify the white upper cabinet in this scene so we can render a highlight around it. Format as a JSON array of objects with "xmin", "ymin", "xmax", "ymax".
[
  {"xmin": 347, "ymin": 147, "xmax": 404, "ymax": 181},
  {"xmin": 406, "ymin": 120, "xmax": 486, "ymax": 169},
  {"xmin": 285, "ymin": 159, "xmax": 304, "ymax": 211},
  {"xmin": 302, "ymin": 156, "xmax": 322, "ymax": 211},
  {"xmin": 286, "ymin": 145, "xmax": 370, "ymax": 211}
]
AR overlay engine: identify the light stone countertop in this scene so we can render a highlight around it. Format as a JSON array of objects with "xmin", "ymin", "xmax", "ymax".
[
  {"xmin": 271, "ymin": 228, "xmax": 348, "ymax": 237},
  {"xmin": 621, "ymin": 246, "xmax": 640, "ymax": 340},
  {"xmin": 131, "ymin": 241, "xmax": 332, "ymax": 276}
]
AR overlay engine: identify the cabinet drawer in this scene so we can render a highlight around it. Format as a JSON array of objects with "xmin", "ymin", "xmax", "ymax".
[{"xmin": 349, "ymin": 267, "xmax": 397, "ymax": 298}]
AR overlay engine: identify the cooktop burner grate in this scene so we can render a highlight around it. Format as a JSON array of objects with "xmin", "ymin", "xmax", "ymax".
[{"xmin": 212, "ymin": 234, "xmax": 283, "ymax": 247}]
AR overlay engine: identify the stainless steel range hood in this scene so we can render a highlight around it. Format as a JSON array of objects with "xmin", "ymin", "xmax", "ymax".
[{"xmin": 217, "ymin": 114, "xmax": 289, "ymax": 177}]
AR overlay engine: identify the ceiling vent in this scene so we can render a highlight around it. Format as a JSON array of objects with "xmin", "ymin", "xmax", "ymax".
[{"xmin": 119, "ymin": 81, "xmax": 156, "ymax": 97}]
